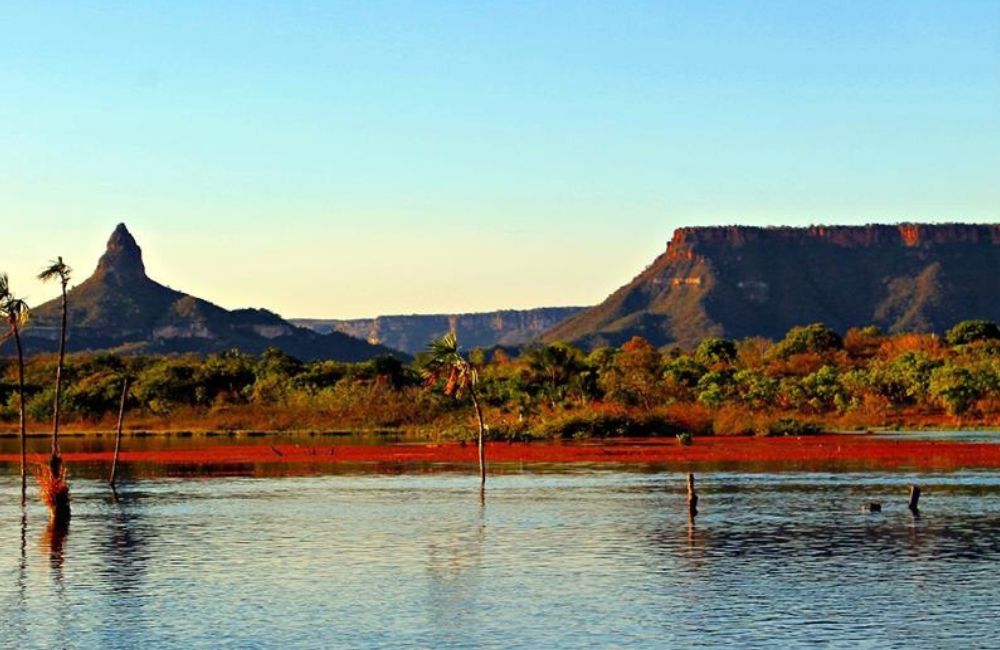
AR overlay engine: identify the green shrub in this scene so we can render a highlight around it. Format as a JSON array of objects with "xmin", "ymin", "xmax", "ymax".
[{"xmin": 946, "ymin": 320, "xmax": 1000, "ymax": 347}]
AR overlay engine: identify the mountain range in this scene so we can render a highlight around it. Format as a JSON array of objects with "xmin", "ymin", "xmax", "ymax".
[
  {"xmin": 21, "ymin": 224, "xmax": 401, "ymax": 361},
  {"xmin": 13, "ymin": 222, "xmax": 1000, "ymax": 360},
  {"xmin": 293, "ymin": 306, "xmax": 584, "ymax": 355},
  {"xmin": 543, "ymin": 223, "xmax": 1000, "ymax": 349}
]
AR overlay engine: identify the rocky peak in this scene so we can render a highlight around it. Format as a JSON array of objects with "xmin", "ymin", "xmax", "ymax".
[{"xmin": 96, "ymin": 223, "xmax": 146, "ymax": 280}]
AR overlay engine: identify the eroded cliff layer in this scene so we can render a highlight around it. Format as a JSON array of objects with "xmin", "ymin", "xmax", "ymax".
[{"xmin": 543, "ymin": 223, "xmax": 1000, "ymax": 349}]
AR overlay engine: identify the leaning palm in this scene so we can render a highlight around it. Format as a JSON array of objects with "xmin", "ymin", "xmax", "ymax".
[
  {"xmin": 38, "ymin": 257, "xmax": 71, "ymax": 519},
  {"xmin": 0, "ymin": 274, "xmax": 31, "ymax": 503},
  {"xmin": 421, "ymin": 333, "xmax": 488, "ymax": 488}
]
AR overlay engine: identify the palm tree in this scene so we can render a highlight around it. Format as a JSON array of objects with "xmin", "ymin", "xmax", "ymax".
[
  {"xmin": 38, "ymin": 257, "xmax": 71, "ymax": 519},
  {"xmin": 421, "ymin": 333, "xmax": 489, "ymax": 488},
  {"xmin": 0, "ymin": 274, "xmax": 31, "ymax": 503}
]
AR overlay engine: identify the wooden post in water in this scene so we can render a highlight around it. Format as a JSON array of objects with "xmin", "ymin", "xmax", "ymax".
[
  {"xmin": 908, "ymin": 485, "xmax": 921, "ymax": 514},
  {"xmin": 687, "ymin": 473, "xmax": 698, "ymax": 518},
  {"xmin": 109, "ymin": 378, "xmax": 130, "ymax": 487}
]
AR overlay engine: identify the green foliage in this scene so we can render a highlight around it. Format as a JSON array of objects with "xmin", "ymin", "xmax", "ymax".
[
  {"xmin": 696, "ymin": 370, "xmax": 735, "ymax": 408},
  {"xmin": 800, "ymin": 365, "xmax": 846, "ymax": 412},
  {"xmin": 67, "ymin": 370, "xmax": 127, "ymax": 419},
  {"xmin": 695, "ymin": 338, "xmax": 737, "ymax": 365},
  {"xmin": 867, "ymin": 352, "xmax": 942, "ymax": 407},
  {"xmin": 133, "ymin": 359, "xmax": 201, "ymax": 411},
  {"xmin": 946, "ymin": 320, "xmax": 1000, "ymax": 347},
  {"xmin": 771, "ymin": 323, "xmax": 844, "ymax": 359},
  {"xmin": 586, "ymin": 347, "xmax": 617, "ymax": 369},
  {"xmin": 734, "ymin": 369, "xmax": 779, "ymax": 408},
  {"xmin": 663, "ymin": 356, "xmax": 707, "ymax": 386},
  {"xmin": 525, "ymin": 343, "xmax": 590, "ymax": 407},
  {"xmin": 929, "ymin": 365, "xmax": 982, "ymax": 415}
]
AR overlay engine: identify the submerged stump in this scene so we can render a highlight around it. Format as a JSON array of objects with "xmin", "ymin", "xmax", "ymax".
[
  {"xmin": 687, "ymin": 473, "xmax": 698, "ymax": 518},
  {"xmin": 908, "ymin": 485, "xmax": 921, "ymax": 514}
]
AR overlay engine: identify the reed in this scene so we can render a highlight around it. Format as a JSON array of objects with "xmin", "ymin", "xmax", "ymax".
[{"xmin": 36, "ymin": 460, "xmax": 70, "ymax": 521}]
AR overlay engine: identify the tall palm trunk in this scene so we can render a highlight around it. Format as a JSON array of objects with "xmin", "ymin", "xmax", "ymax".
[
  {"xmin": 109, "ymin": 378, "xmax": 130, "ymax": 487},
  {"xmin": 470, "ymin": 386, "xmax": 486, "ymax": 488},
  {"xmin": 51, "ymin": 280, "xmax": 67, "ymax": 471},
  {"xmin": 12, "ymin": 319, "xmax": 27, "ymax": 504}
]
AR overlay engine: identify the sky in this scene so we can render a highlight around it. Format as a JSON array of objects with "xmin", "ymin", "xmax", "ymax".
[{"xmin": 1, "ymin": 1, "xmax": 997, "ymax": 318}]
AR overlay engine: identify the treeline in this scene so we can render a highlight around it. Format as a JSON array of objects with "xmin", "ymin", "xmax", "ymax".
[{"xmin": 2, "ymin": 320, "xmax": 999, "ymax": 437}]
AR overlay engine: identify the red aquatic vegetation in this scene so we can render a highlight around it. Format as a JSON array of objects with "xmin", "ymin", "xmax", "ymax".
[{"xmin": 6, "ymin": 435, "xmax": 1000, "ymax": 475}]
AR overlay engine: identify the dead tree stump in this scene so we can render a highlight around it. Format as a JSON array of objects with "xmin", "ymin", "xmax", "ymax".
[
  {"xmin": 908, "ymin": 485, "xmax": 921, "ymax": 514},
  {"xmin": 687, "ymin": 473, "xmax": 698, "ymax": 518}
]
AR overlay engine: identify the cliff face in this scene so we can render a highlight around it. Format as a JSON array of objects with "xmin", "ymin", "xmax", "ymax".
[
  {"xmin": 543, "ymin": 223, "xmax": 1000, "ymax": 349},
  {"xmin": 24, "ymin": 224, "xmax": 403, "ymax": 361},
  {"xmin": 293, "ymin": 306, "xmax": 585, "ymax": 355}
]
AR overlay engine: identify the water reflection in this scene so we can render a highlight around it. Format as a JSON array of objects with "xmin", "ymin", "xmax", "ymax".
[
  {"xmin": 18, "ymin": 508, "xmax": 28, "ymax": 603},
  {"xmin": 423, "ymin": 498, "xmax": 486, "ymax": 647},
  {"xmin": 38, "ymin": 513, "xmax": 71, "ymax": 650},
  {"xmin": 41, "ymin": 515, "xmax": 70, "ymax": 570},
  {"xmin": 685, "ymin": 517, "xmax": 703, "ymax": 564},
  {"xmin": 99, "ymin": 487, "xmax": 154, "ymax": 595}
]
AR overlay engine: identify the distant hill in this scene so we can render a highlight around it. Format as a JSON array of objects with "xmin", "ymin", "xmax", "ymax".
[
  {"xmin": 543, "ymin": 223, "xmax": 1000, "ymax": 349},
  {"xmin": 22, "ymin": 224, "xmax": 403, "ymax": 361},
  {"xmin": 293, "ymin": 306, "xmax": 585, "ymax": 355}
]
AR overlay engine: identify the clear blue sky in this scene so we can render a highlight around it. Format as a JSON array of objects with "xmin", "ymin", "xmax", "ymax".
[{"xmin": 1, "ymin": 1, "xmax": 997, "ymax": 318}]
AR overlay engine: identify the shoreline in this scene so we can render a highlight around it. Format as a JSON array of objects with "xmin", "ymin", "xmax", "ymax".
[{"xmin": 2, "ymin": 423, "xmax": 998, "ymax": 440}]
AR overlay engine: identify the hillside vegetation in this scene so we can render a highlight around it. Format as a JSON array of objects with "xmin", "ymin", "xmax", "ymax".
[{"xmin": 3, "ymin": 321, "xmax": 999, "ymax": 438}]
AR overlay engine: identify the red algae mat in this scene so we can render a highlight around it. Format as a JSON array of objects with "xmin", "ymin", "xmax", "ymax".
[{"xmin": 4, "ymin": 435, "xmax": 1000, "ymax": 471}]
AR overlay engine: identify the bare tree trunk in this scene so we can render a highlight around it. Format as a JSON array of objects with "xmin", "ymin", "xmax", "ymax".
[
  {"xmin": 13, "ymin": 321, "xmax": 26, "ymax": 504},
  {"xmin": 109, "ymin": 378, "xmax": 130, "ymax": 487},
  {"xmin": 470, "ymin": 386, "xmax": 486, "ymax": 488},
  {"xmin": 51, "ymin": 283, "xmax": 67, "ymax": 466}
]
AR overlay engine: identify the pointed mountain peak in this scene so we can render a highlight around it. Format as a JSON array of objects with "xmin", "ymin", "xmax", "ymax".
[{"xmin": 96, "ymin": 223, "xmax": 146, "ymax": 279}]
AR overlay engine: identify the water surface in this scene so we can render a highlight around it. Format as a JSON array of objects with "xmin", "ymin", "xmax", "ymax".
[{"xmin": 3, "ymin": 469, "xmax": 999, "ymax": 648}]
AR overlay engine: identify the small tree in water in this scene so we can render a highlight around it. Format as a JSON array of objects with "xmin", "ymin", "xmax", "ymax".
[
  {"xmin": 421, "ymin": 333, "xmax": 488, "ymax": 489},
  {"xmin": 38, "ymin": 257, "xmax": 72, "ymax": 521}
]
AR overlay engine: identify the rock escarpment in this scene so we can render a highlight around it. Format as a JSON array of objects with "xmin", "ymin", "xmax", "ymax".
[{"xmin": 543, "ymin": 223, "xmax": 1000, "ymax": 349}]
